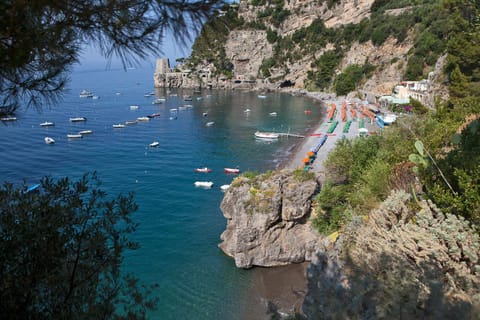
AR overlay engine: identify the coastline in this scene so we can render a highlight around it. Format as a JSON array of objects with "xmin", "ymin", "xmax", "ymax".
[{"xmin": 244, "ymin": 93, "xmax": 380, "ymax": 318}]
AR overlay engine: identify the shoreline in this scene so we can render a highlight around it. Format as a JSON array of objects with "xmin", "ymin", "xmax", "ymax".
[{"xmin": 244, "ymin": 93, "xmax": 380, "ymax": 318}]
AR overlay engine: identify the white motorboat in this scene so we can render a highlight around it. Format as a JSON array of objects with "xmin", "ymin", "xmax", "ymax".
[
  {"xmin": 112, "ymin": 124, "xmax": 126, "ymax": 128},
  {"xmin": 130, "ymin": 105, "xmax": 139, "ymax": 110},
  {"xmin": 79, "ymin": 89, "xmax": 93, "ymax": 98},
  {"xmin": 202, "ymin": 112, "xmax": 208, "ymax": 117},
  {"xmin": 269, "ymin": 112, "xmax": 277, "ymax": 116},
  {"xmin": 78, "ymin": 130, "xmax": 93, "ymax": 135},
  {"xmin": 152, "ymin": 98, "xmax": 165, "ymax": 104},
  {"xmin": 125, "ymin": 120, "xmax": 137, "ymax": 125},
  {"xmin": 224, "ymin": 168, "xmax": 240, "ymax": 174},
  {"xmin": 69, "ymin": 117, "xmax": 87, "ymax": 122},
  {"xmin": 194, "ymin": 181, "xmax": 213, "ymax": 188},
  {"xmin": 44, "ymin": 137, "xmax": 55, "ymax": 144},
  {"xmin": 194, "ymin": 167, "xmax": 212, "ymax": 173},
  {"xmin": 254, "ymin": 131, "xmax": 279, "ymax": 139},
  {"xmin": 220, "ymin": 184, "xmax": 230, "ymax": 191},
  {"xmin": 1, "ymin": 117, "xmax": 17, "ymax": 121},
  {"xmin": 206, "ymin": 122, "xmax": 215, "ymax": 126},
  {"xmin": 137, "ymin": 116, "xmax": 150, "ymax": 121},
  {"xmin": 149, "ymin": 141, "xmax": 159, "ymax": 147},
  {"xmin": 257, "ymin": 95, "xmax": 267, "ymax": 99},
  {"xmin": 67, "ymin": 134, "xmax": 83, "ymax": 139},
  {"xmin": 40, "ymin": 121, "xmax": 54, "ymax": 127}
]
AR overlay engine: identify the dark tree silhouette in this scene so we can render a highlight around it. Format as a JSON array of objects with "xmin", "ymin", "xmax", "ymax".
[
  {"xmin": 0, "ymin": 0, "xmax": 223, "ymax": 115},
  {"xmin": 0, "ymin": 173, "xmax": 159, "ymax": 319}
]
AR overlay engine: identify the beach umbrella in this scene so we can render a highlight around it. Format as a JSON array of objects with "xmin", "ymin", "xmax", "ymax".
[
  {"xmin": 302, "ymin": 157, "xmax": 310, "ymax": 163},
  {"xmin": 307, "ymin": 151, "xmax": 315, "ymax": 157}
]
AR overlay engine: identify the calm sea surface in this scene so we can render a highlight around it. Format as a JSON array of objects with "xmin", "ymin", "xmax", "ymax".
[{"xmin": 0, "ymin": 66, "xmax": 322, "ymax": 319}]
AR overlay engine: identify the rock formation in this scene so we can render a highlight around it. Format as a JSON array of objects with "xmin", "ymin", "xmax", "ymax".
[
  {"xmin": 219, "ymin": 170, "xmax": 322, "ymax": 268},
  {"xmin": 303, "ymin": 191, "xmax": 480, "ymax": 318}
]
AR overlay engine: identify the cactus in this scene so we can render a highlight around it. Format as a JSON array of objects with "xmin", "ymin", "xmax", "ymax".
[{"xmin": 409, "ymin": 140, "xmax": 428, "ymax": 173}]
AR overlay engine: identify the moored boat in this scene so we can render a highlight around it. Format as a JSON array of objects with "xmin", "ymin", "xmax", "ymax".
[
  {"xmin": 194, "ymin": 181, "xmax": 213, "ymax": 188},
  {"xmin": 206, "ymin": 121, "xmax": 215, "ymax": 126},
  {"xmin": 69, "ymin": 117, "xmax": 87, "ymax": 122},
  {"xmin": 254, "ymin": 131, "xmax": 279, "ymax": 139},
  {"xmin": 194, "ymin": 167, "xmax": 212, "ymax": 173},
  {"xmin": 112, "ymin": 124, "xmax": 126, "ymax": 128},
  {"xmin": 149, "ymin": 141, "xmax": 159, "ymax": 147},
  {"xmin": 125, "ymin": 120, "xmax": 137, "ymax": 125},
  {"xmin": 44, "ymin": 137, "xmax": 55, "ymax": 144},
  {"xmin": 79, "ymin": 89, "xmax": 93, "ymax": 98},
  {"xmin": 67, "ymin": 134, "xmax": 83, "ymax": 139},
  {"xmin": 78, "ymin": 130, "xmax": 93, "ymax": 135},
  {"xmin": 137, "ymin": 116, "xmax": 150, "ymax": 121},
  {"xmin": 1, "ymin": 117, "xmax": 17, "ymax": 121},
  {"xmin": 220, "ymin": 184, "xmax": 230, "ymax": 191},
  {"xmin": 130, "ymin": 105, "xmax": 139, "ymax": 110},
  {"xmin": 269, "ymin": 112, "xmax": 277, "ymax": 116},
  {"xmin": 224, "ymin": 168, "xmax": 240, "ymax": 174},
  {"xmin": 40, "ymin": 121, "xmax": 55, "ymax": 127}
]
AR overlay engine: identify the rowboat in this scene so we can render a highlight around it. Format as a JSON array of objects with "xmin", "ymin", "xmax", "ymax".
[
  {"xmin": 69, "ymin": 117, "xmax": 87, "ymax": 122},
  {"xmin": 194, "ymin": 167, "xmax": 212, "ymax": 173},
  {"xmin": 40, "ymin": 121, "xmax": 54, "ymax": 127},
  {"xmin": 78, "ymin": 130, "xmax": 93, "ymax": 135},
  {"xmin": 194, "ymin": 181, "xmax": 213, "ymax": 188},
  {"xmin": 254, "ymin": 131, "xmax": 279, "ymax": 139},
  {"xmin": 224, "ymin": 168, "xmax": 240, "ymax": 174},
  {"xmin": 44, "ymin": 137, "xmax": 55, "ymax": 144}
]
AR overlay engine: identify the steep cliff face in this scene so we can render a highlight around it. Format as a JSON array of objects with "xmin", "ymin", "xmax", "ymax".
[{"xmin": 219, "ymin": 170, "xmax": 322, "ymax": 268}]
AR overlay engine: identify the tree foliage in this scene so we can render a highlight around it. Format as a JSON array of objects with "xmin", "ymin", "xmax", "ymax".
[
  {"xmin": 0, "ymin": 173, "xmax": 157, "ymax": 318},
  {"xmin": 0, "ymin": 0, "xmax": 223, "ymax": 115}
]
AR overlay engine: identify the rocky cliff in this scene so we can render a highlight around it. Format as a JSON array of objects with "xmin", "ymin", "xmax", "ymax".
[
  {"xmin": 303, "ymin": 191, "xmax": 480, "ymax": 318},
  {"xmin": 219, "ymin": 170, "xmax": 323, "ymax": 268}
]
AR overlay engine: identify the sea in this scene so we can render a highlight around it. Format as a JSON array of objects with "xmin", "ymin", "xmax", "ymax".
[{"xmin": 0, "ymin": 65, "xmax": 323, "ymax": 319}]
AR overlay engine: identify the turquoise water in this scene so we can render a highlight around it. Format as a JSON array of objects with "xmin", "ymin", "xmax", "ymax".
[{"xmin": 0, "ymin": 66, "xmax": 322, "ymax": 319}]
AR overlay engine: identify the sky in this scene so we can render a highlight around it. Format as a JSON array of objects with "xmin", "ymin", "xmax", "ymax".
[{"xmin": 77, "ymin": 33, "xmax": 194, "ymax": 71}]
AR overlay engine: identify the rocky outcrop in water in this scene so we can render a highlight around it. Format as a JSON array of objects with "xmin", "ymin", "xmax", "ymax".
[{"xmin": 219, "ymin": 170, "xmax": 322, "ymax": 269}]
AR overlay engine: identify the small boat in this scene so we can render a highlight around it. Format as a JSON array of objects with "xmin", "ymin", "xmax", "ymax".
[
  {"xmin": 206, "ymin": 122, "xmax": 215, "ymax": 126},
  {"xmin": 67, "ymin": 134, "xmax": 83, "ymax": 139},
  {"xmin": 92, "ymin": 95, "xmax": 99, "ymax": 100},
  {"xmin": 170, "ymin": 108, "xmax": 178, "ymax": 113},
  {"xmin": 69, "ymin": 117, "xmax": 87, "ymax": 122},
  {"xmin": 149, "ymin": 141, "xmax": 159, "ymax": 147},
  {"xmin": 220, "ymin": 184, "xmax": 230, "ymax": 192},
  {"xmin": 44, "ymin": 137, "xmax": 55, "ymax": 144},
  {"xmin": 26, "ymin": 184, "xmax": 40, "ymax": 193},
  {"xmin": 184, "ymin": 95, "xmax": 193, "ymax": 101},
  {"xmin": 112, "ymin": 124, "xmax": 126, "ymax": 128},
  {"xmin": 244, "ymin": 109, "xmax": 251, "ymax": 113},
  {"xmin": 202, "ymin": 112, "xmax": 208, "ymax": 117},
  {"xmin": 196, "ymin": 97, "xmax": 203, "ymax": 101},
  {"xmin": 194, "ymin": 181, "xmax": 213, "ymax": 188},
  {"xmin": 144, "ymin": 92, "xmax": 155, "ymax": 97},
  {"xmin": 304, "ymin": 110, "xmax": 312, "ymax": 114},
  {"xmin": 269, "ymin": 112, "xmax": 277, "ymax": 116},
  {"xmin": 79, "ymin": 89, "xmax": 93, "ymax": 98},
  {"xmin": 169, "ymin": 116, "xmax": 177, "ymax": 120},
  {"xmin": 125, "ymin": 120, "xmax": 137, "ymax": 125},
  {"xmin": 195, "ymin": 167, "xmax": 212, "ymax": 173},
  {"xmin": 40, "ymin": 121, "xmax": 55, "ymax": 127},
  {"xmin": 257, "ymin": 95, "xmax": 267, "ymax": 99},
  {"xmin": 224, "ymin": 168, "xmax": 240, "ymax": 174},
  {"xmin": 1, "ymin": 117, "xmax": 17, "ymax": 121},
  {"xmin": 150, "ymin": 113, "xmax": 161, "ymax": 118},
  {"xmin": 130, "ymin": 105, "xmax": 139, "ymax": 110},
  {"xmin": 78, "ymin": 130, "xmax": 93, "ymax": 135},
  {"xmin": 137, "ymin": 116, "xmax": 150, "ymax": 121},
  {"xmin": 254, "ymin": 131, "xmax": 279, "ymax": 139},
  {"xmin": 152, "ymin": 98, "xmax": 164, "ymax": 105}
]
